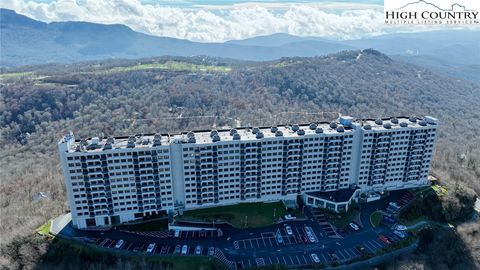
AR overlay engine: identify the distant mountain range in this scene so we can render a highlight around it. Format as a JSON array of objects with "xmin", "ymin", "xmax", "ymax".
[{"xmin": 1, "ymin": 8, "xmax": 479, "ymax": 83}]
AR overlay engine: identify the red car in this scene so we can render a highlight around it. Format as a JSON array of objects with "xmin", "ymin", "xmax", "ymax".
[
  {"xmin": 378, "ymin": 234, "xmax": 391, "ymax": 245},
  {"xmin": 302, "ymin": 235, "xmax": 308, "ymax": 243}
]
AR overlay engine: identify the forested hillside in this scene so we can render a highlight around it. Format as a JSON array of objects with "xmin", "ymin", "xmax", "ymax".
[{"xmin": 0, "ymin": 50, "xmax": 479, "ymax": 269}]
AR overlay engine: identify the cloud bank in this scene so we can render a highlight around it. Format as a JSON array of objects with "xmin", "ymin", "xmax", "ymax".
[{"xmin": 0, "ymin": 0, "xmax": 470, "ymax": 42}]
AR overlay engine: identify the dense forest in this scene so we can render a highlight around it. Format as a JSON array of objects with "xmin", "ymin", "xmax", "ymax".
[{"xmin": 0, "ymin": 50, "xmax": 479, "ymax": 269}]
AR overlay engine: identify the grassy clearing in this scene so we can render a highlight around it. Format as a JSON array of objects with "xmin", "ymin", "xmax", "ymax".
[
  {"xmin": 36, "ymin": 220, "xmax": 52, "ymax": 235},
  {"xmin": 273, "ymin": 60, "xmax": 304, "ymax": 68},
  {"xmin": 370, "ymin": 211, "xmax": 383, "ymax": 227},
  {"xmin": 432, "ymin": 184, "xmax": 448, "ymax": 196},
  {"xmin": 325, "ymin": 209, "xmax": 360, "ymax": 229},
  {"xmin": 0, "ymin": 71, "xmax": 35, "ymax": 79},
  {"xmin": 105, "ymin": 61, "xmax": 231, "ymax": 73},
  {"xmin": 183, "ymin": 202, "xmax": 287, "ymax": 228}
]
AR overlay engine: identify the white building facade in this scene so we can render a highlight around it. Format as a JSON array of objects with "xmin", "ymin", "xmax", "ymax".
[{"xmin": 58, "ymin": 115, "xmax": 438, "ymax": 229}]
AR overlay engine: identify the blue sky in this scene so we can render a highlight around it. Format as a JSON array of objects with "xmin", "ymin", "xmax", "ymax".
[{"xmin": 1, "ymin": 0, "xmax": 475, "ymax": 42}]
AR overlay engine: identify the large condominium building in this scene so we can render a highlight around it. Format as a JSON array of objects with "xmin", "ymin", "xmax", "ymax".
[{"xmin": 58, "ymin": 115, "xmax": 438, "ymax": 229}]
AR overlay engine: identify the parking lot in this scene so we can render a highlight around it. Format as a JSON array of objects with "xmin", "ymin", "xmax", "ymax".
[
  {"xmin": 123, "ymin": 228, "xmax": 222, "ymax": 239},
  {"xmin": 309, "ymin": 208, "xmax": 339, "ymax": 238},
  {"xmin": 63, "ymin": 190, "xmax": 416, "ymax": 270},
  {"xmin": 233, "ymin": 225, "xmax": 318, "ymax": 250},
  {"xmin": 93, "ymin": 237, "xmax": 216, "ymax": 256}
]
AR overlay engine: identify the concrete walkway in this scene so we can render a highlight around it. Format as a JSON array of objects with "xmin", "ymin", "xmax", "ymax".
[{"xmin": 51, "ymin": 213, "xmax": 72, "ymax": 235}]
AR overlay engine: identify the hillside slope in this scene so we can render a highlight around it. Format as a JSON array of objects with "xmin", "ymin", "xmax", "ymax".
[{"xmin": 0, "ymin": 51, "xmax": 479, "ymax": 269}]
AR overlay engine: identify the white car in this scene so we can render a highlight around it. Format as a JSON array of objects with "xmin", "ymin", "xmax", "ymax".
[
  {"xmin": 174, "ymin": 229, "xmax": 180, "ymax": 237},
  {"xmin": 195, "ymin": 245, "xmax": 202, "ymax": 255},
  {"xmin": 307, "ymin": 234, "xmax": 316, "ymax": 243},
  {"xmin": 146, "ymin": 243, "xmax": 156, "ymax": 253},
  {"xmin": 114, "ymin": 239, "xmax": 124, "ymax": 249},
  {"xmin": 285, "ymin": 226, "xmax": 293, "ymax": 235},
  {"xmin": 394, "ymin": 224, "xmax": 407, "ymax": 231},
  {"xmin": 284, "ymin": 214, "xmax": 297, "ymax": 220},
  {"xmin": 389, "ymin": 202, "xmax": 400, "ymax": 209},
  {"xmin": 181, "ymin": 245, "xmax": 188, "ymax": 255},
  {"xmin": 349, "ymin": 222, "xmax": 360, "ymax": 231},
  {"xmin": 393, "ymin": 230, "xmax": 407, "ymax": 239},
  {"xmin": 310, "ymin": 253, "xmax": 320, "ymax": 263}
]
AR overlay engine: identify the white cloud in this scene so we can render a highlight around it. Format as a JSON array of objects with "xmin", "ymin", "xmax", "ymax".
[{"xmin": 0, "ymin": 0, "xmax": 474, "ymax": 42}]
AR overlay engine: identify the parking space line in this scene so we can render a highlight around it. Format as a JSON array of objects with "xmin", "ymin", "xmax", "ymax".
[
  {"xmin": 337, "ymin": 249, "xmax": 346, "ymax": 260},
  {"xmin": 343, "ymin": 248, "xmax": 353, "ymax": 258},
  {"xmin": 348, "ymin": 248, "xmax": 357, "ymax": 257},
  {"xmin": 268, "ymin": 257, "xmax": 272, "ymax": 265},
  {"xmin": 302, "ymin": 254, "xmax": 309, "ymax": 264},
  {"xmin": 320, "ymin": 252, "xmax": 328, "ymax": 263},
  {"xmin": 372, "ymin": 240, "xmax": 383, "ymax": 249},
  {"xmin": 288, "ymin": 255, "xmax": 294, "ymax": 265},
  {"xmin": 295, "ymin": 255, "xmax": 301, "ymax": 265},
  {"xmin": 282, "ymin": 256, "xmax": 287, "ymax": 265},
  {"xmin": 363, "ymin": 241, "xmax": 375, "ymax": 251},
  {"xmin": 275, "ymin": 257, "xmax": 280, "ymax": 264}
]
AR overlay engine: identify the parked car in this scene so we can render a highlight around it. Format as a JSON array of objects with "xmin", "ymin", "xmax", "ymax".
[
  {"xmin": 285, "ymin": 225, "xmax": 293, "ymax": 235},
  {"xmin": 133, "ymin": 246, "xmax": 140, "ymax": 253},
  {"xmin": 307, "ymin": 234, "xmax": 316, "ymax": 243},
  {"xmin": 195, "ymin": 245, "xmax": 202, "ymax": 255},
  {"xmin": 389, "ymin": 202, "xmax": 400, "ymax": 208},
  {"xmin": 383, "ymin": 215, "xmax": 396, "ymax": 224},
  {"xmin": 285, "ymin": 214, "xmax": 297, "ymax": 220},
  {"xmin": 378, "ymin": 234, "xmax": 391, "ymax": 244},
  {"xmin": 310, "ymin": 253, "xmax": 320, "ymax": 263},
  {"xmin": 276, "ymin": 233, "xmax": 284, "ymax": 244},
  {"xmin": 302, "ymin": 235, "xmax": 308, "ymax": 243},
  {"xmin": 208, "ymin": 247, "xmax": 215, "ymax": 256},
  {"xmin": 181, "ymin": 245, "xmax": 189, "ymax": 255},
  {"xmin": 114, "ymin": 239, "xmax": 124, "ymax": 249},
  {"xmin": 355, "ymin": 245, "xmax": 367, "ymax": 255},
  {"xmin": 349, "ymin": 222, "xmax": 360, "ymax": 231},
  {"xmin": 174, "ymin": 245, "xmax": 181, "ymax": 254},
  {"xmin": 393, "ymin": 224, "xmax": 407, "ymax": 231},
  {"xmin": 327, "ymin": 251, "xmax": 338, "ymax": 261},
  {"xmin": 393, "ymin": 230, "xmax": 407, "ymax": 239},
  {"xmin": 174, "ymin": 229, "xmax": 180, "ymax": 237},
  {"xmin": 146, "ymin": 243, "xmax": 156, "ymax": 253}
]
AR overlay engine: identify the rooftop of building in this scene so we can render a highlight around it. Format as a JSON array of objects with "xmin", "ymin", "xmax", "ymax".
[
  {"xmin": 306, "ymin": 188, "xmax": 358, "ymax": 203},
  {"xmin": 61, "ymin": 115, "xmax": 438, "ymax": 153}
]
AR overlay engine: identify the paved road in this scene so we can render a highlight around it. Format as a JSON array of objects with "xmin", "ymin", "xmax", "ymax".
[{"xmin": 56, "ymin": 190, "xmax": 410, "ymax": 269}]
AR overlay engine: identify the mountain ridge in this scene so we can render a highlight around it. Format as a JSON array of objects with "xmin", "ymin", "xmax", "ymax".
[{"xmin": 1, "ymin": 8, "xmax": 479, "ymax": 83}]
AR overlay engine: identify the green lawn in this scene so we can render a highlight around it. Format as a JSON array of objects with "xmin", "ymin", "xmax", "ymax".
[
  {"xmin": 182, "ymin": 202, "xmax": 287, "ymax": 228},
  {"xmin": 105, "ymin": 61, "xmax": 231, "ymax": 73},
  {"xmin": 324, "ymin": 209, "xmax": 360, "ymax": 229},
  {"xmin": 0, "ymin": 71, "xmax": 35, "ymax": 79},
  {"xmin": 36, "ymin": 220, "xmax": 52, "ymax": 235},
  {"xmin": 370, "ymin": 211, "xmax": 383, "ymax": 227}
]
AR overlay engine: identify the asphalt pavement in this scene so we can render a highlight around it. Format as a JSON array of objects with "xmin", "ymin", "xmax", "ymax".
[{"xmin": 56, "ymin": 190, "xmax": 411, "ymax": 269}]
